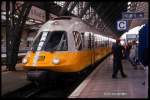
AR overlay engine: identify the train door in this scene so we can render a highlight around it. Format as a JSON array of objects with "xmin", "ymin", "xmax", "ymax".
[
  {"xmin": 88, "ymin": 32, "xmax": 95, "ymax": 66},
  {"xmin": 92, "ymin": 33, "xmax": 96, "ymax": 65}
]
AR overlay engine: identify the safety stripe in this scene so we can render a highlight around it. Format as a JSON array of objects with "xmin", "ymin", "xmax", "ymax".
[{"xmin": 32, "ymin": 32, "xmax": 48, "ymax": 66}]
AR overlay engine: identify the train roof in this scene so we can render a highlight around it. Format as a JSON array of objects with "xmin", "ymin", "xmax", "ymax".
[{"xmin": 36, "ymin": 16, "xmax": 115, "ymax": 42}]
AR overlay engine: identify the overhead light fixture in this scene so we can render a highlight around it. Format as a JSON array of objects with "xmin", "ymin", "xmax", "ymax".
[
  {"xmin": 29, "ymin": 19, "xmax": 34, "ymax": 22},
  {"xmin": 128, "ymin": 2, "xmax": 131, "ymax": 5},
  {"xmin": 14, "ymin": 14, "xmax": 19, "ymax": 18},
  {"xmin": 1, "ymin": 11, "xmax": 6, "ymax": 15},
  {"xmin": 26, "ymin": 21, "xmax": 34, "ymax": 25},
  {"xmin": 35, "ymin": 20, "xmax": 42, "ymax": 23}
]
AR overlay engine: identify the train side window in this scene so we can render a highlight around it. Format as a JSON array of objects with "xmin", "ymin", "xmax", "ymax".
[
  {"xmin": 100, "ymin": 37, "xmax": 102, "ymax": 47},
  {"xmin": 84, "ymin": 32, "xmax": 90, "ymax": 49},
  {"xmin": 73, "ymin": 31, "xmax": 82, "ymax": 50},
  {"xmin": 95, "ymin": 36, "xmax": 98, "ymax": 48},
  {"xmin": 88, "ymin": 33, "xmax": 91, "ymax": 49},
  {"xmin": 81, "ymin": 32, "xmax": 85, "ymax": 48},
  {"xmin": 98, "ymin": 37, "xmax": 101, "ymax": 47}
]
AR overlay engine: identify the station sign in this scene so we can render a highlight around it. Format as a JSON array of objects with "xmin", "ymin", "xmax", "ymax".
[
  {"xmin": 117, "ymin": 20, "xmax": 128, "ymax": 31},
  {"xmin": 126, "ymin": 34, "xmax": 138, "ymax": 39},
  {"xmin": 122, "ymin": 12, "xmax": 144, "ymax": 20},
  {"xmin": 126, "ymin": 34, "xmax": 138, "ymax": 41}
]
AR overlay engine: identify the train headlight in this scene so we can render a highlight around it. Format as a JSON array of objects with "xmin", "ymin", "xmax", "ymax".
[
  {"xmin": 52, "ymin": 58, "xmax": 60, "ymax": 65},
  {"xmin": 22, "ymin": 58, "xmax": 28, "ymax": 64}
]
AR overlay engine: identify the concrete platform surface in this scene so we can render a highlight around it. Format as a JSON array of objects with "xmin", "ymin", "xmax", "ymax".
[
  {"xmin": 69, "ymin": 55, "xmax": 148, "ymax": 98},
  {"xmin": 1, "ymin": 64, "xmax": 30, "ymax": 96}
]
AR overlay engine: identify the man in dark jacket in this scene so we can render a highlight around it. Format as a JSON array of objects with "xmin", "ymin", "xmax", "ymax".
[{"xmin": 112, "ymin": 39, "xmax": 127, "ymax": 79}]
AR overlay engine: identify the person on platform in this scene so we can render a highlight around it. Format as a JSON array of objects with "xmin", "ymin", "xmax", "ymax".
[
  {"xmin": 124, "ymin": 42, "xmax": 132, "ymax": 60},
  {"xmin": 112, "ymin": 39, "xmax": 127, "ymax": 79},
  {"xmin": 129, "ymin": 40, "xmax": 138, "ymax": 69}
]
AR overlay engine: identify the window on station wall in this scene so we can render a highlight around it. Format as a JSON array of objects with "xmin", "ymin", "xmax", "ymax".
[
  {"xmin": 54, "ymin": 1, "xmax": 66, "ymax": 7},
  {"xmin": 71, "ymin": 5, "xmax": 78, "ymax": 16},
  {"xmin": 89, "ymin": 7, "xmax": 95, "ymax": 25},
  {"xmin": 85, "ymin": 9, "xmax": 90, "ymax": 20},
  {"xmin": 67, "ymin": 2, "xmax": 74, "ymax": 11},
  {"xmin": 71, "ymin": 2, "xmax": 84, "ymax": 16},
  {"xmin": 81, "ymin": 6, "xmax": 91, "ymax": 21},
  {"xmin": 1, "ymin": 27, "xmax": 6, "ymax": 53},
  {"xmin": 72, "ymin": 2, "xmax": 89, "ymax": 17}
]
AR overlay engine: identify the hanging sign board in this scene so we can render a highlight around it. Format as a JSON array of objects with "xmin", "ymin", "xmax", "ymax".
[{"xmin": 122, "ymin": 12, "xmax": 144, "ymax": 20}]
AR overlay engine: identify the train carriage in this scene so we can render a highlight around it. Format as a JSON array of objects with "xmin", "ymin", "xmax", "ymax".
[{"xmin": 22, "ymin": 16, "xmax": 115, "ymax": 81}]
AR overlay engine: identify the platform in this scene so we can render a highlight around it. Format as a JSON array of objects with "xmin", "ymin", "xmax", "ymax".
[
  {"xmin": 1, "ymin": 53, "xmax": 26, "ymax": 58},
  {"xmin": 1, "ymin": 64, "xmax": 31, "ymax": 96},
  {"xmin": 69, "ymin": 55, "xmax": 148, "ymax": 98}
]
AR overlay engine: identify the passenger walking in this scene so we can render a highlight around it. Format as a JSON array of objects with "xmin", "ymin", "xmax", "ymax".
[
  {"xmin": 134, "ymin": 41, "xmax": 140, "ymax": 65},
  {"xmin": 141, "ymin": 48, "xmax": 149, "ymax": 94},
  {"xmin": 125, "ymin": 42, "xmax": 131, "ymax": 60},
  {"xmin": 112, "ymin": 39, "xmax": 127, "ymax": 79},
  {"xmin": 129, "ymin": 40, "xmax": 138, "ymax": 69}
]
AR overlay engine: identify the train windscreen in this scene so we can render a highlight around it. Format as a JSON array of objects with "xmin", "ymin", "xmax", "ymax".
[{"xmin": 31, "ymin": 31, "xmax": 68, "ymax": 51}]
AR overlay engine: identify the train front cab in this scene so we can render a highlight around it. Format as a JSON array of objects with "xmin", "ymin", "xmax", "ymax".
[{"xmin": 22, "ymin": 31, "xmax": 112, "ymax": 82}]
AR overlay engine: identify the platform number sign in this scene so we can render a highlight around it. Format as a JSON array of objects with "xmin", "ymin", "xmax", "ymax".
[{"xmin": 117, "ymin": 20, "xmax": 127, "ymax": 31}]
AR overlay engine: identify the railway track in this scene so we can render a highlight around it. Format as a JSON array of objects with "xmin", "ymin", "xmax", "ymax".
[
  {"xmin": 2, "ymin": 83, "xmax": 42, "ymax": 98},
  {"xmin": 2, "ymin": 54, "xmax": 110, "ymax": 98},
  {"xmin": 2, "ymin": 77, "xmax": 82, "ymax": 98}
]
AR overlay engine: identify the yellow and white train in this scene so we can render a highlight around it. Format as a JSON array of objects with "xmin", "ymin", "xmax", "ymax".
[{"xmin": 22, "ymin": 16, "xmax": 115, "ymax": 81}]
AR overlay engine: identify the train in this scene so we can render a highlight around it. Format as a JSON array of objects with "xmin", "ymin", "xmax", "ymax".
[{"xmin": 22, "ymin": 16, "xmax": 116, "ymax": 82}]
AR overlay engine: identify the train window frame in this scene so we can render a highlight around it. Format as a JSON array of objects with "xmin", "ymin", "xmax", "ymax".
[
  {"xmin": 44, "ymin": 31, "xmax": 68, "ymax": 51},
  {"xmin": 31, "ymin": 31, "xmax": 68, "ymax": 52},
  {"xmin": 31, "ymin": 33, "xmax": 43, "ymax": 51},
  {"xmin": 72, "ymin": 31, "xmax": 83, "ymax": 50}
]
